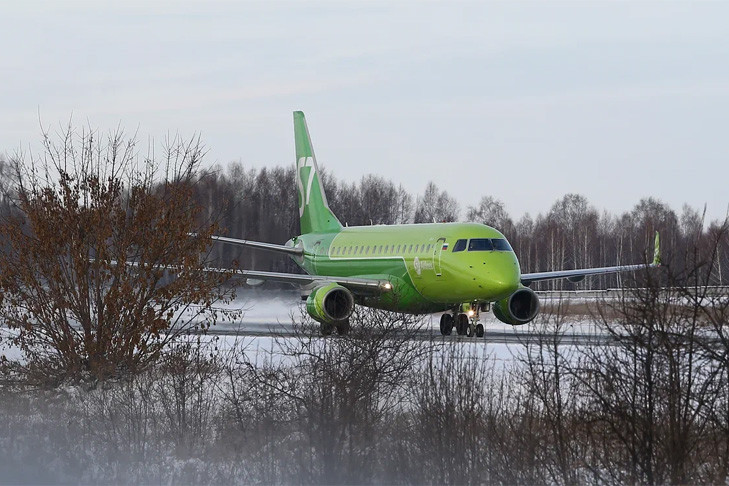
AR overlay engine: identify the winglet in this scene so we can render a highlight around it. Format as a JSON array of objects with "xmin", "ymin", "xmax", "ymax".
[{"xmin": 652, "ymin": 231, "xmax": 661, "ymax": 266}]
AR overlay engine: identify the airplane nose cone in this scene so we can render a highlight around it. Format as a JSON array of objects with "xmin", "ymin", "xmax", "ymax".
[
  {"xmin": 466, "ymin": 254, "xmax": 522, "ymax": 301},
  {"xmin": 478, "ymin": 258, "xmax": 520, "ymax": 300},
  {"xmin": 488, "ymin": 272, "xmax": 520, "ymax": 299}
]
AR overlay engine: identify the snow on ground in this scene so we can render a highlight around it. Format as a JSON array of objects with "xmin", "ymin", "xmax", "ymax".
[{"xmin": 0, "ymin": 289, "xmax": 612, "ymax": 366}]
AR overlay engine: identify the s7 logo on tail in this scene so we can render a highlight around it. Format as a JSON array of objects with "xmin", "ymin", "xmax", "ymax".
[{"xmin": 297, "ymin": 156, "xmax": 316, "ymax": 217}]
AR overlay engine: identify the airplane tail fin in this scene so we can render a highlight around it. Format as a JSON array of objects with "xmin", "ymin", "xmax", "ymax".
[
  {"xmin": 294, "ymin": 111, "xmax": 342, "ymax": 234},
  {"xmin": 653, "ymin": 231, "xmax": 661, "ymax": 266}
]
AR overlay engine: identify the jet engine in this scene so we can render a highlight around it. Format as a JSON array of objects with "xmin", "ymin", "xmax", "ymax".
[
  {"xmin": 306, "ymin": 283, "xmax": 355, "ymax": 324},
  {"xmin": 493, "ymin": 287, "xmax": 540, "ymax": 325}
]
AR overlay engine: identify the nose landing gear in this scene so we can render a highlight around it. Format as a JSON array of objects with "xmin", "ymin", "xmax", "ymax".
[{"xmin": 438, "ymin": 302, "xmax": 487, "ymax": 338}]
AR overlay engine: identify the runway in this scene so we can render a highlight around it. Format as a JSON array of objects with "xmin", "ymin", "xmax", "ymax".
[
  {"xmin": 196, "ymin": 319, "xmax": 617, "ymax": 346},
  {"xmin": 186, "ymin": 288, "xmax": 729, "ymax": 347}
]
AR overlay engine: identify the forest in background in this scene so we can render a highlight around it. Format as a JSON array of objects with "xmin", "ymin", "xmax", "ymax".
[{"xmin": 192, "ymin": 161, "xmax": 729, "ymax": 289}]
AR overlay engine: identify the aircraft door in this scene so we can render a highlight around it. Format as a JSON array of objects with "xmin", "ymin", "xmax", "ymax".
[{"xmin": 433, "ymin": 237, "xmax": 446, "ymax": 277}]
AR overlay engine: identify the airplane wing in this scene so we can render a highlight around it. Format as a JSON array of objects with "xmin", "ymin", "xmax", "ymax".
[
  {"xmin": 113, "ymin": 258, "xmax": 392, "ymax": 295},
  {"xmin": 521, "ymin": 232, "xmax": 661, "ymax": 286},
  {"xmin": 210, "ymin": 235, "xmax": 304, "ymax": 256},
  {"xmin": 227, "ymin": 268, "xmax": 392, "ymax": 295},
  {"xmin": 205, "ymin": 236, "xmax": 390, "ymax": 293},
  {"xmin": 189, "ymin": 234, "xmax": 390, "ymax": 293}
]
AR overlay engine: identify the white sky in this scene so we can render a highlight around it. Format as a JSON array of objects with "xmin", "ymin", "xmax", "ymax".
[{"xmin": 2, "ymin": 1, "xmax": 728, "ymax": 223}]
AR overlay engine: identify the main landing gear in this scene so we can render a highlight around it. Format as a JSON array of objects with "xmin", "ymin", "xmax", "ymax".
[{"xmin": 439, "ymin": 303, "xmax": 487, "ymax": 338}]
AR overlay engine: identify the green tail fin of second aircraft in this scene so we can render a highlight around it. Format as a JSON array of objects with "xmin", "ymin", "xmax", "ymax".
[
  {"xmin": 294, "ymin": 111, "xmax": 342, "ymax": 234},
  {"xmin": 653, "ymin": 231, "xmax": 661, "ymax": 266}
]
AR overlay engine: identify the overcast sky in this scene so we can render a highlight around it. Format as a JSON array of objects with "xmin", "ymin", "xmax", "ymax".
[{"xmin": 2, "ymin": 1, "xmax": 728, "ymax": 224}]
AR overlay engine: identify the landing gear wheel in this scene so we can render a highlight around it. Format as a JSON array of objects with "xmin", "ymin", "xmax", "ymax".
[
  {"xmin": 456, "ymin": 314, "xmax": 469, "ymax": 336},
  {"xmin": 475, "ymin": 323, "xmax": 484, "ymax": 338},
  {"xmin": 336, "ymin": 319, "xmax": 351, "ymax": 335},
  {"xmin": 320, "ymin": 323, "xmax": 334, "ymax": 336},
  {"xmin": 439, "ymin": 314, "xmax": 453, "ymax": 336},
  {"xmin": 466, "ymin": 323, "xmax": 475, "ymax": 338}
]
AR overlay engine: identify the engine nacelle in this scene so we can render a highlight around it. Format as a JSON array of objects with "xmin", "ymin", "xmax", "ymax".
[
  {"xmin": 493, "ymin": 287, "xmax": 540, "ymax": 325},
  {"xmin": 306, "ymin": 283, "xmax": 355, "ymax": 324}
]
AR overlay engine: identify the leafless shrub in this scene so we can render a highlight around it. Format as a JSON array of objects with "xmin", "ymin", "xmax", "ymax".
[
  {"xmin": 516, "ymin": 295, "xmax": 583, "ymax": 485},
  {"xmin": 0, "ymin": 124, "xmax": 233, "ymax": 384},
  {"xmin": 406, "ymin": 342, "xmax": 498, "ymax": 484},
  {"xmin": 217, "ymin": 306, "xmax": 432, "ymax": 484},
  {"xmin": 573, "ymin": 266, "xmax": 724, "ymax": 485}
]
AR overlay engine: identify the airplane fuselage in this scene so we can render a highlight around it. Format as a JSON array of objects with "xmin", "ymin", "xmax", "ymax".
[{"xmin": 290, "ymin": 222, "xmax": 521, "ymax": 313}]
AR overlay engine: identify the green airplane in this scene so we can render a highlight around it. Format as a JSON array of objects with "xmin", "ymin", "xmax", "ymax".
[{"xmin": 214, "ymin": 111, "xmax": 661, "ymax": 337}]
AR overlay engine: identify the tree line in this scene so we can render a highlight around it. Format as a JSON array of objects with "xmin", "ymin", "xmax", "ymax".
[{"xmin": 192, "ymin": 162, "xmax": 729, "ymax": 289}]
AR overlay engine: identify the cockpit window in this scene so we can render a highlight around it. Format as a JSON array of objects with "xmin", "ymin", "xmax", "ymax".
[
  {"xmin": 492, "ymin": 238, "xmax": 513, "ymax": 251},
  {"xmin": 468, "ymin": 238, "xmax": 494, "ymax": 251},
  {"xmin": 467, "ymin": 238, "xmax": 513, "ymax": 252},
  {"xmin": 452, "ymin": 239, "xmax": 467, "ymax": 252}
]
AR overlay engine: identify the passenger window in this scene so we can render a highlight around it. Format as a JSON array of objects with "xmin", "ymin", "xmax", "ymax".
[
  {"xmin": 468, "ymin": 238, "xmax": 494, "ymax": 251},
  {"xmin": 492, "ymin": 239, "xmax": 513, "ymax": 251},
  {"xmin": 409, "ymin": 244, "xmax": 413, "ymax": 252},
  {"xmin": 452, "ymin": 239, "xmax": 467, "ymax": 252},
  {"xmin": 379, "ymin": 245, "xmax": 383, "ymax": 253}
]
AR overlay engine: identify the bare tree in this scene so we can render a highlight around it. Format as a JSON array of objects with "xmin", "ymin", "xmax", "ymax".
[
  {"xmin": 466, "ymin": 195, "xmax": 513, "ymax": 235},
  {"xmin": 0, "ymin": 125, "xmax": 232, "ymax": 383},
  {"xmin": 414, "ymin": 181, "xmax": 460, "ymax": 223}
]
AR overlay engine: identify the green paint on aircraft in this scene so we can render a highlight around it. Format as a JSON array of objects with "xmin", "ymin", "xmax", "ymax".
[
  {"xmin": 294, "ymin": 111, "xmax": 342, "ymax": 235},
  {"xmin": 289, "ymin": 111, "xmax": 521, "ymax": 315}
]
